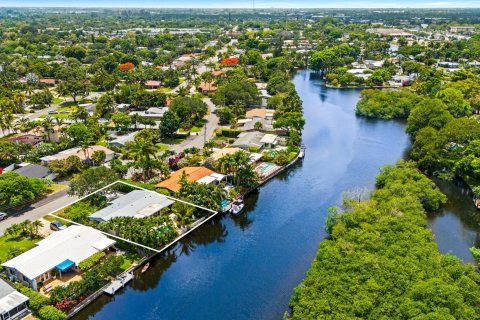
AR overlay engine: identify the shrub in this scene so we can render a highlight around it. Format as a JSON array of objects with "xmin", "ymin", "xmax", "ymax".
[
  {"xmin": 78, "ymin": 251, "xmax": 106, "ymax": 271},
  {"xmin": 38, "ymin": 306, "xmax": 67, "ymax": 320},
  {"xmin": 13, "ymin": 284, "xmax": 49, "ymax": 312}
]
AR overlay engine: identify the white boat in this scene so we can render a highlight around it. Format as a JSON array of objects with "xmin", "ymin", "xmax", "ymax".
[{"xmin": 229, "ymin": 200, "xmax": 245, "ymax": 215}]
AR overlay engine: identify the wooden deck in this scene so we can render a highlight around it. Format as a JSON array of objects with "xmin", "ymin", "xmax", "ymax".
[{"xmin": 103, "ymin": 272, "xmax": 134, "ymax": 296}]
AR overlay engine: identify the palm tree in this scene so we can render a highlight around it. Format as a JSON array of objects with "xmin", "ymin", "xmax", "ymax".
[
  {"xmin": 126, "ymin": 138, "xmax": 161, "ymax": 182},
  {"xmin": 231, "ymin": 100, "xmax": 245, "ymax": 117},
  {"xmin": 72, "ymin": 106, "xmax": 89, "ymax": 123},
  {"xmin": 30, "ymin": 220, "xmax": 44, "ymax": 237},
  {"xmin": 41, "ymin": 117, "xmax": 54, "ymax": 142},
  {"xmin": 16, "ymin": 117, "xmax": 30, "ymax": 132}
]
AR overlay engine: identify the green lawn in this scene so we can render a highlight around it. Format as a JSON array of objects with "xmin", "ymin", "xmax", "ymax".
[
  {"xmin": 46, "ymin": 183, "xmax": 68, "ymax": 196},
  {"xmin": 161, "ymin": 137, "xmax": 185, "ymax": 145},
  {"xmin": 156, "ymin": 144, "xmax": 170, "ymax": 152},
  {"xmin": 52, "ymin": 97, "xmax": 64, "ymax": 105},
  {"xmin": 40, "ymin": 113, "xmax": 71, "ymax": 119},
  {"xmin": 0, "ymin": 235, "xmax": 39, "ymax": 263},
  {"xmin": 42, "ymin": 214, "xmax": 71, "ymax": 225},
  {"xmin": 120, "ymin": 252, "xmax": 139, "ymax": 271}
]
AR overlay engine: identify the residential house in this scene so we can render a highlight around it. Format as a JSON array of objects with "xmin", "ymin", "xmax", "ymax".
[
  {"xmin": 3, "ymin": 226, "xmax": 116, "ymax": 291},
  {"xmin": 156, "ymin": 167, "xmax": 224, "ymax": 193},
  {"xmin": 199, "ymin": 82, "xmax": 217, "ymax": 94},
  {"xmin": 129, "ymin": 107, "xmax": 168, "ymax": 120},
  {"xmin": 0, "ymin": 279, "xmax": 29, "ymax": 320},
  {"xmin": 89, "ymin": 190, "xmax": 174, "ymax": 223},
  {"xmin": 13, "ymin": 163, "xmax": 56, "ymax": 180},
  {"xmin": 210, "ymin": 147, "xmax": 242, "ymax": 161},
  {"xmin": 9, "ymin": 134, "xmax": 41, "ymax": 147},
  {"xmin": 108, "ymin": 131, "xmax": 137, "ymax": 148},
  {"xmin": 145, "ymin": 80, "xmax": 161, "ymax": 90},
  {"xmin": 231, "ymin": 131, "xmax": 266, "ymax": 150},
  {"xmin": 39, "ymin": 145, "xmax": 115, "ymax": 164},
  {"xmin": 39, "ymin": 79, "xmax": 59, "ymax": 87}
]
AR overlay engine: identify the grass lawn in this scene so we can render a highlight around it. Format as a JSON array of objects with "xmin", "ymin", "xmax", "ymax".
[
  {"xmin": 161, "ymin": 137, "xmax": 184, "ymax": 145},
  {"xmin": 156, "ymin": 144, "xmax": 170, "ymax": 152},
  {"xmin": 52, "ymin": 97, "xmax": 64, "ymax": 105},
  {"xmin": 40, "ymin": 113, "xmax": 71, "ymax": 119},
  {"xmin": 159, "ymin": 87, "xmax": 173, "ymax": 93},
  {"xmin": 190, "ymin": 126, "xmax": 202, "ymax": 133},
  {"xmin": 120, "ymin": 252, "xmax": 139, "ymax": 271},
  {"xmin": 0, "ymin": 235, "xmax": 39, "ymax": 263},
  {"xmin": 46, "ymin": 183, "xmax": 68, "ymax": 196},
  {"xmin": 42, "ymin": 214, "xmax": 71, "ymax": 226}
]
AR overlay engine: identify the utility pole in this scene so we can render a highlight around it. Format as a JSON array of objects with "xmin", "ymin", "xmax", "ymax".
[{"xmin": 204, "ymin": 123, "xmax": 207, "ymax": 146}]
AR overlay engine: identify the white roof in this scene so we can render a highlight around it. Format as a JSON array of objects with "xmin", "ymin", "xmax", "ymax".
[
  {"xmin": 197, "ymin": 176, "xmax": 216, "ymax": 184},
  {"xmin": 0, "ymin": 279, "xmax": 28, "ymax": 314},
  {"xmin": 89, "ymin": 190, "xmax": 174, "ymax": 222},
  {"xmin": 2, "ymin": 226, "xmax": 115, "ymax": 280},
  {"xmin": 260, "ymin": 134, "xmax": 278, "ymax": 144}
]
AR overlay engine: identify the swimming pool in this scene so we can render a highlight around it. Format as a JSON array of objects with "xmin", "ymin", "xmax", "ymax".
[{"xmin": 255, "ymin": 162, "xmax": 279, "ymax": 176}]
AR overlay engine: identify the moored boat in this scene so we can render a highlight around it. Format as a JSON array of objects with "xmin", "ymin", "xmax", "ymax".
[{"xmin": 229, "ymin": 199, "xmax": 245, "ymax": 215}]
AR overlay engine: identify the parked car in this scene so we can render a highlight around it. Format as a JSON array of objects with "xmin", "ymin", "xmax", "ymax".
[
  {"xmin": 48, "ymin": 110, "xmax": 58, "ymax": 114},
  {"xmin": 50, "ymin": 220, "xmax": 66, "ymax": 231},
  {"xmin": 0, "ymin": 212, "xmax": 7, "ymax": 221}
]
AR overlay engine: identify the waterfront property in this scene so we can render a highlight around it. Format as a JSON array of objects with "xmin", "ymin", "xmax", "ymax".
[
  {"xmin": 89, "ymin": 190, "xmax": 174, "ymax": 223},
  {"xmin": 0, "ymin": 279, "xmax": 29, "ymax": 320},
  {"xmin": 2, "ymin": 226, "xmax": 116, "ymax": 291},
  {"xmin": 156, "ymin": 167, "xmax": 225, "ymax": 193}
]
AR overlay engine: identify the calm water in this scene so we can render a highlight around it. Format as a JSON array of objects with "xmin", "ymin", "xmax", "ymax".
[
  {"xmin": 75, "ymin": 70, "xmax": 473, "ymax": 320},
  {"xmin": 427, "ymin": 178, "xmax": 480, "ymax": 263}
]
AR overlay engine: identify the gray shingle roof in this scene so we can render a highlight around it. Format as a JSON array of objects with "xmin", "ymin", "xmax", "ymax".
[{"xmin": 14, "ymin": 164, "xmax": 50, "ymax": 179}]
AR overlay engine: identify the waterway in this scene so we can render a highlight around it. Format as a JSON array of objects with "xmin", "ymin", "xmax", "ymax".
[{"xmin": 74, "ymin": 70, "xmax": 475, "ymax": 320}]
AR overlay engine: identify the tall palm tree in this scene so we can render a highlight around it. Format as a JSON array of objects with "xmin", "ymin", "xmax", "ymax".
[
  {"xmin": 231, "ymin": 100, "xmax": 245, "ymax": 118},
  {"xmin": 126, "ymin": 138, "xmax": 161, "ymax": 182},
  {"xmin": 41, "ymin": 117, "xmax": 54, "ymax": 142}
]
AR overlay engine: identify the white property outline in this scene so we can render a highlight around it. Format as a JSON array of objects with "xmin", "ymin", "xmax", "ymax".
[{"xmin": 46, "ymin": 180, "xmax": 220, "ymax": 254}]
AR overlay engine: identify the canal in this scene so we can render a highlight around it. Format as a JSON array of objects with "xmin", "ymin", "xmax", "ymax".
[{"xmin": 74, "ymin": 70, "xmax": 475, "ymax": 320}]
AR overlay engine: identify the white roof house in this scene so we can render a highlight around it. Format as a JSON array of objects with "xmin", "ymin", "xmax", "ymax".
[
  {"xmin": 89, "ymin": 190, "xmax": 174, "ymax": 223},
  {"xmin": 260, "ymin": 134, "xmax": 278, "ymax": 145},
  {"xmin": 0, "ymin": 279, "xmax": 29, "ymax": 320},
  {"xmin": 3, "ymin": 226, "xmax": 115, "ymax": 291}
]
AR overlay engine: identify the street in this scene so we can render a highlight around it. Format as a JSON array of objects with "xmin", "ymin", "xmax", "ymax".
[
  {"xmin": 170, "ymin": 98, "xmax": 220, "ymax": 153},
  {"xmin": 0, "ymin": 193, "xmax": 78, "ymax": 235}
]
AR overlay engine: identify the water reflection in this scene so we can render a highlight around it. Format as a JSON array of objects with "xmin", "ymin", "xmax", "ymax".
[{"xmin": 74, "ymin": 70, "xmax": 412, "ymax": 320}]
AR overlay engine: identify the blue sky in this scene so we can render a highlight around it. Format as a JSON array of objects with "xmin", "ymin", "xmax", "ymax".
[{"xmin": 1, "ymin": 0, "xmax": 480, "ymax": 8}]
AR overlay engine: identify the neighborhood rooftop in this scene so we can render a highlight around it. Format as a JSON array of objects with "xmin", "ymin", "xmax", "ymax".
[
  {"xmin": 2, "ymin": 225, "xmax": 116, "ymax": 281},
  {"xmin": 89, "ymin": 190, "xmax": 174, "ymax": 222}
]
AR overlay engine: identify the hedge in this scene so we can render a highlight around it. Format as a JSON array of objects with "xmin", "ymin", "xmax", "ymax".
[
  {"xmin": 78, "ymin": 251, "xmax": 106, "ymax": 271},
  {"xmin": 38, "ymin": 306, "xmax": 67, "ymax": 320},
  {"xmin": 13, "ymin": 283, "xmax": 49, "ymax": 313}
]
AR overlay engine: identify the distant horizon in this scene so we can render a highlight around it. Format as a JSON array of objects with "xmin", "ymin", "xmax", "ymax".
[{"xmin": 2, "ymin": 0, "xmax": 480, "ymax": 9}]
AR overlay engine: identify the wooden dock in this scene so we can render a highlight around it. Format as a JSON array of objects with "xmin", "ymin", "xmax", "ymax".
[{"xmin": 103, "ymin": 272, "xmax": 134, "ymax": 296}]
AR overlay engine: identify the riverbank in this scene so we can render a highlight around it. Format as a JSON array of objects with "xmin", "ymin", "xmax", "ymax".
[
  {"xmin": 288, "ymin": 161, "xmax": 479, "ymax": 319},
  {"xmin": 71, "ymin": 70, "xmax": 411, "ymax": 320}
]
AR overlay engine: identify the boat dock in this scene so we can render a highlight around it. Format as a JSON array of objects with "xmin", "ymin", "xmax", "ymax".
[{"xmin": 103, "ymin": 272, "xmax": 134, "ymax": 295}]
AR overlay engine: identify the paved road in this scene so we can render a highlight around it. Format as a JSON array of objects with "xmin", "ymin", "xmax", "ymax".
[
  {"xmin": 170, "ymin": 98, "xmax": 219, "ymax": 153},
  {"xmin": 0, "ymin": 193, "xmax": 78, "ymax": 235}
]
